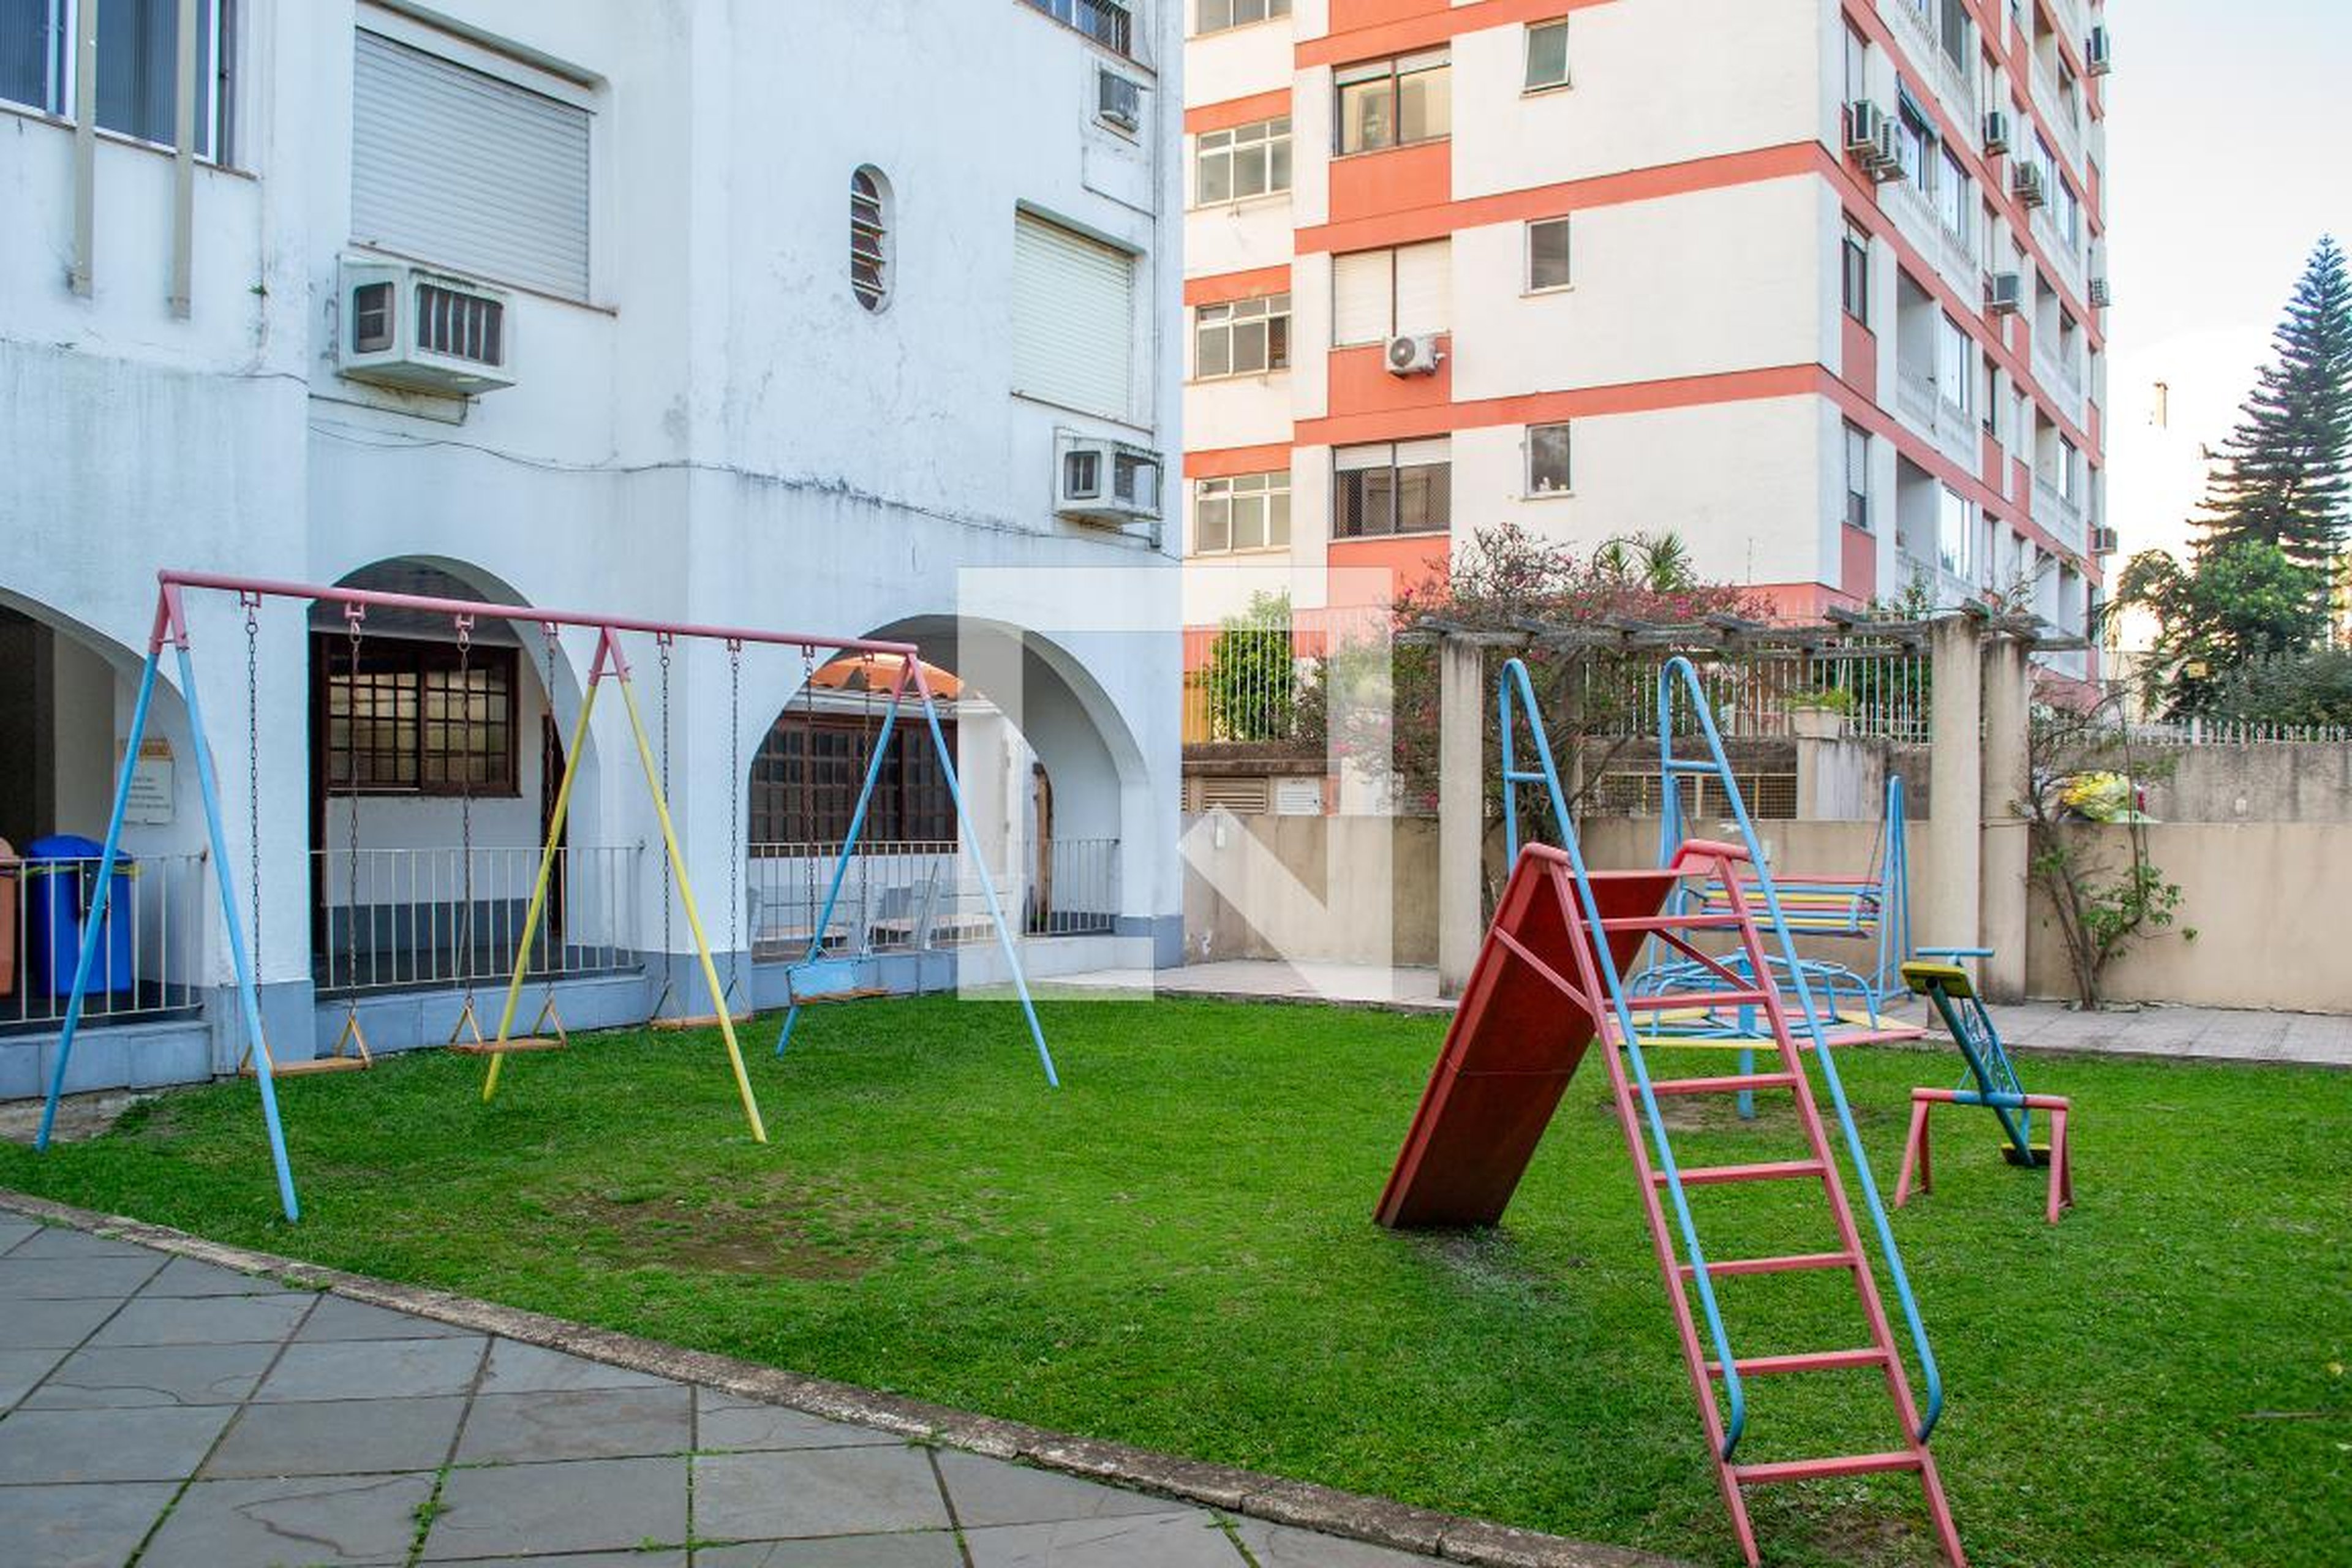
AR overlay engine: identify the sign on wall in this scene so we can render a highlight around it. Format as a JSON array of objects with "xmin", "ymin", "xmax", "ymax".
[{"xmin": 121, "ymin": 739, "xmax": 175, "ymax": 826}]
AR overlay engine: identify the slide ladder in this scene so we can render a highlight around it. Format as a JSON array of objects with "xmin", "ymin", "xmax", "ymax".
[{"xmin": 1384, "ymin": 657, "xmax": 1964, "ymax": 1566}]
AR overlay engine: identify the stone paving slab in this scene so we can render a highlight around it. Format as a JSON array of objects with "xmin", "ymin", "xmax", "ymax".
[{"xmin": 0, "ymin": 1194, "xmax": 1690, "ymax": 1568}]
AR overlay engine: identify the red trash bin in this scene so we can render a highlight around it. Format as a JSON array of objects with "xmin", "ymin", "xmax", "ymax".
[{"xmin": 0, "ymin": 837, "xmax": 17, "ymax": 997}]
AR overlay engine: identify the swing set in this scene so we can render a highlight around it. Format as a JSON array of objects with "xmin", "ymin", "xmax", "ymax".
[{"xmin": 32, "ymin": 570, "xmax": 1058, "ymax": 1223}]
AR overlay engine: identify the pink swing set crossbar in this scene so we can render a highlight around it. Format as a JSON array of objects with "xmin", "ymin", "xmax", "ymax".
[{"xmin": 36, "ymin": 569, "xmax": 1058, "ymax": 1224}]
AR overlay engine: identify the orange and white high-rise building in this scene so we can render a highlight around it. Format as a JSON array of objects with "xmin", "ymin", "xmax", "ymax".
[{"xmin": 1182, "ymin": 0, "xmax": 2109, "ymax": 669}]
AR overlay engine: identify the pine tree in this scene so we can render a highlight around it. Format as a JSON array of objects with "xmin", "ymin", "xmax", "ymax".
[{"xmin": 2193, "ymin": 237, "xmax": 2352, "ymax": 577}]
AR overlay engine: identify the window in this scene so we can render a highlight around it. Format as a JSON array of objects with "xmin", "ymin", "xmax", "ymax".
[
  {"xmin": 1011, "ymin": 210, "xmax": 1136, "ymax": 419},
  {"xmin": 1196, "ymin": 0, "xmax": 1288, "ymax": 33},
  {"xmin": 1194, "ymin": 472, "xmax": 1291, "ymax": 552},
  {"xmin": 315, "ymin": 636, "xmax": 518, "ymax": 796},
  {"xmin": 1938, "ymin": 0, "xmax": 1969, "ymax": 68},
  {"xmin": 1843, "ymin": 22, "xmax": 1868, "ymax": 104},
  {"xmin": 352, "ymin": 30, "xmax": 591, "ymax": 300},
  {"xmin": 1526, "ymin": 424, "xmax": 1572, "ymax": 496},
  {"xmin": 2053, "ymin": 173, "xmax": 2081, "ymax": 246},
  {"xmin": 1527, "ymin": 217, "xmax": 1572, "ymax": 292},
  {"xmin": 1334, "ymin": 440, "xmax": 1450, "ymax": 538},
  {"xmin": 750, "ymin": 717, "xmax": 959, "ymax": 846},
  {"xmin": 1332, "ymin": 240, "xmax": 1449, "ymax": 344},
  {"xmin": 1020, "ymin": 0, "xmax": 1133, "ymax": 56},
  {"xmin": 1335, "ymin": 49, "xmax": 1448, "ymax": 154},
  {"xmin": 850, "ymin": 167, "xmax": 891, "ymax": 311},
  {"xmin": 1194, "ymin": 292, "xmax": 1290, "ymax": 377},
  {"xmin": 1844, "ymin": 423, "xmax": 1871, "ymax": 530},
  {"xmin": 1893, "ymin": 93, "xmax": 1931, "ymax": 185},
  {"xmin": 1524, "ymin": 20, "xmax": 1569, "ymax": 91},
  {"xmin": 1937, "ymin": 145, "xmax": 1970, "ymax": 243},
  {"xmin": 1937, "ymin": 313, "xmax": 1972, "ymax": 413},
  {"xmin": 2057, "ymin": 435, "xmax": 2079, "ymax": 503},
  {"xmin": 1938, "ymin": 486, "xmax": 1973, "ymax": 578},
  {"xmin": 2, "ymin": 0, "xmax": 227, "ymax": 157},
  {"xmin": 1841, "ymin": 219, "xmax": 1869, "ymax": 322},
  {"xmin": 1195, "ymin": 116, "xmax": 1291, "ymax": 203}
]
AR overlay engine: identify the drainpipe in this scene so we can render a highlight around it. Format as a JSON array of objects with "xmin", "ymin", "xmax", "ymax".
[
  {"xmin": 169, "ymin": 0, "xmax": 197, "ymax": 317},
  {"xmin": 70, "ymin": 0, "xmax": 98, "ymax": 296}
]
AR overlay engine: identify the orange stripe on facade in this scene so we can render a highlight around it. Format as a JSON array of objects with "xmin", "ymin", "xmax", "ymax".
[
  {"xmin": 1295, "ymin": 364, "xmax": 1820, "ymax": 448},
  {"xmin": 1302, "ymin": 0, "xmax": 1618, "ymax": 70},
  {"xmin": 1295, "ymin": 143, "xmax": 1822, "ymax": 255},
  {"xmin": 1184, "ymin": 265, "xmax": 1292, "ymax": 307},
  {"xmin": 1185, "ymin": 88, "xmax": 1292, "ymax": 137},
  {"xmin": 1185, "ymin": 442, "xmax": 1296, "ymax": 480}
]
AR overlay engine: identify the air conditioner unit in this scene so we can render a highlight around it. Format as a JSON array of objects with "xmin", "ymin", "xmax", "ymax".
[
  {"xmin": 1869, "ymin": 119, "xmax": 1905, "ymax": 183},
  {"xmin": 1844, "ymin": 99, "xmax": 1886, "ymax": 156},
  {"xmin": 2084, "ymin": 25, "xmax": 2111, "ymax": 77},
  {"xmin": 1096, "ymin": 68, "xmax": 1143, "ymax": 134},
  {"xmin": 1056, "ymin": 434, "xmax": 1163, "ymax": 524},
  {"xmin": 1986, "ymin": 271, "xmax": 2023, "ymax": 314},
  {"xmin": 337, "ymin": 257, "xmax": 514, "ymax": 396},
  {"xmin": 1981, "ymin": 108, "xmax": 2011, "ymax": 155},
  {"xmin": 1384, "ymin": 333, "xmax": 1444, "ymax": 377},
  {"xmin": 2010, "ymin": 162, "xmax": 2046, "ymax": 208},
  {"xmin": 2090, "ymin": 524, "xmax": 2119, "ymax": 555},
  {"xmin": 2089, "ymin": 276, "xmax": 2113, "ymax": 308}
]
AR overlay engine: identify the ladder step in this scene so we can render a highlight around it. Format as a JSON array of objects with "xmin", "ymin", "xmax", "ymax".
[
  {"xmin": 1733, "ymin": 1451, "xmax": 1924, "ymax": 1485},
  {"xmin": 1596, "ymin": 913, "xmax": 1751, "ymax": 934},
  {"xmin": 1656, "ymin": 1159, "xmax": 1826, "ymax": 1187},
  {"xmin": 1707, "ymin": 1348, "xmax": 1890, "ymax": 1378},
  {"xmin": 1679, "ymin": 1251, "xmax": 1856, "ymax": 1280},
  {"xmin": 447, "ymin": 1036, "xmax": 565, "ymax": 1055},
  {"xmin": 1649, "ymin": 1072, "xmax": 1798, "ymax": 1098},
  {"xmin": 1626, "ymin": 989, "xmax": 1774, "ymax": 1011}
]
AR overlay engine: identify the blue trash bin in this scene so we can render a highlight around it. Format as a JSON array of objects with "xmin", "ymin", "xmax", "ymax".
[{"xmin": 24, "ymin": 834, "xmax": 135, "ymax": 996}]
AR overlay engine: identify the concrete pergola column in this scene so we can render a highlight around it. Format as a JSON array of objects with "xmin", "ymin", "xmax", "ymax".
[
  {"xmin": 1923, "ymin": 615, "xmax": 1983, "ymax": 956},
  {"xmin": 1978, "ymin": 633, "xmax": 2032, "ymax": 1001},
  {"xmin": 1437, "ymin": 634, "xmax": 1485, "ymax": 997}
]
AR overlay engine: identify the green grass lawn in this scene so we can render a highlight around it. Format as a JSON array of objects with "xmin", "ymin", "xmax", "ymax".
[{"xmin": 4, "ymin": 995, "xmax": 2347, "ymax": 1566}]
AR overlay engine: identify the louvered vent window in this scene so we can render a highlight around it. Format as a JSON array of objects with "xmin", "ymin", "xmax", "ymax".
[{"xmin": 851, "ymin": 167, "xmax": 890, "ymax": 311}]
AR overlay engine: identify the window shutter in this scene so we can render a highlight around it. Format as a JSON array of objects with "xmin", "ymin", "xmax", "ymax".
[
  {"xmin": 1331, "ymin": 251, "xmax": 1392, "ymax": 346},
  {"xmin": 352, "ymin": 31, "xmax": 591, "ymax": 300},
  {"xmin": 1012, "ymin": 213, "xmax": 1135, "ymax": 420},
  {"xmin": 1392, "ymin": 241, "xmax": 1450, "ymax": 336}
]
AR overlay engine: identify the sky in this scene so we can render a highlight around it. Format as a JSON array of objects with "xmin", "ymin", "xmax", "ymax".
[{"xmin": 2103, "ymin": 0, "xmax": 2352, "ymax": 567}]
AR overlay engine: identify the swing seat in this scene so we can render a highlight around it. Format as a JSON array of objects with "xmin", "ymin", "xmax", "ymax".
[
  {"xmin": 242, "ymin": 1055, "xmax": 369, "ymax": 1077},
  {"xmin": 785, "ymin": 957, "xmax": 878, "ymax": 1003},
  {"xmin": 448, "ymin": 1035, "xmax": 566, "ymax": 1055},
  {"xmin": 649, "ymin": 1012, "xmax": 753, "ymax": 1032}
]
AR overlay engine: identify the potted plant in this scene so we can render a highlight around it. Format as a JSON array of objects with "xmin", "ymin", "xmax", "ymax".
[{"xmin": 1786, "ymin": 687, "xmax": 1855, "ymax": 740}]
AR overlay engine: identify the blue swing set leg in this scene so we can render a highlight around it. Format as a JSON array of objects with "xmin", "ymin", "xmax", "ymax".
[{"xmin": 36, "ymin": 635, "xmax": 301, "ymax": 1223}]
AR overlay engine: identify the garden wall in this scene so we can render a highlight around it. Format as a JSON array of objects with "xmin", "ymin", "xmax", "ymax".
[{"xmin": 2135, "ymin": 743, "xmax": 2352, "ymax": 823}]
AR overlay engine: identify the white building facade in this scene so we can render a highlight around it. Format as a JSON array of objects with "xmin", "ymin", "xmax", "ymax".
[
  {"xmin": 1, "ymin": 0, "xmax": 1185, "ymax": 1090},
  {"xmin": 1181, "ymin": 0, "xmax": 2109, "ymax": 666}
]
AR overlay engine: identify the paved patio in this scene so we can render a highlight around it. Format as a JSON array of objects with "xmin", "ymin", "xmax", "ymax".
[
  {"xmin": 1055, "ymin": 961, "xmax": 2352, "ymax": 1067},
  {"xmin": 0, "ymin": 1217, "xmax": 1463, "ymax": 1568}
]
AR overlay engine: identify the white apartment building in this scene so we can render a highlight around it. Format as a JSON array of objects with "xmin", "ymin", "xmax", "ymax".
[
  {"xmin": 1182, "ymin": 0, "xmax": 2109, "ymax": 665},
  {"xmin": 0, "ymin": 0, "xmax": 1184, "ymax": 1091}
]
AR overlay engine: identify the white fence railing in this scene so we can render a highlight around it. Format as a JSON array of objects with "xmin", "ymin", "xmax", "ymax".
[
  {"xmin": 748, "ymin": 838, "xmax": 1120, "ymax": 959},
  {"xmin": 2127, "ymin": 720, "xmax": 2352, "ymax": 748},
  {"xmin": 1582, "ymin": 646, "xmax": 1935, "ymax": 745},
  {"xmin": 312, "ymin": 844, "xmax": 645, "ymax": 997},
  {"xmin": 2, "ymin": 852, "xmax": 209, "ymax": 1030}
]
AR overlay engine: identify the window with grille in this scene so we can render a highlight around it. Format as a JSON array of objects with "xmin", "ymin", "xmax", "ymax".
[
  {"xmin": 1194, "ymin": 293, "xmax": 1289, "ymax": 377},
  {"xmin": 1196, "ymin": 0, "xmax": 1287, "ymax": 34},
  {"xmin": 1194, "ymin": 116, "xmax": 1291, "ymax": 203},
  {"xmin": 1, "ymin": 0, "xmax": 229, "ymax": 158},
  {"xmin": 1193, "ymin": 471, "xmax": 1291, "ymax": 553},
  {"xmin": 850, "ymin": 166, "xmax": 890, "ymax": 311},
  {"xmin": 749, "ymin": 717, "xmax": 959, "ymax": 845},
  {"xmin": 1335, "ymin": 49, "xmax": 1449, "ymax": 154},
  {"xmin": 1334, "ymin": 440, "xmax": 1450, "ymax": 538},
  {"xmin": 314, "ymin": 638, "xmax": 518, "ymax": 796},
  {"xmin": 1019, "ymin": 0, "xmax": 1132, "ymax": 55}
]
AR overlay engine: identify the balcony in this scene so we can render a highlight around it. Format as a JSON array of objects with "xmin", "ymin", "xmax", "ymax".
[
  {"xmin": 2034, "ymin": 475, "xmax": 2085, "ymax": 554},
  {"xmin": 1884, "ymin": 0, "xmax": 1978, "ymax": 129}
]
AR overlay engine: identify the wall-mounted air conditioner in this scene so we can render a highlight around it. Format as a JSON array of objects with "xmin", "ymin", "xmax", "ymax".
[
  {"xmin": 2090, "ymin": 525, "xmax": 2119, "ymax": 555},
  {"xmin": 1986, "ymin": 271, "xmax": 2023, "ymax": 314},
  {"xmin": 1844, "ymin": 99, "xmax": 1886, "ymax": 156},
  {"xmin": 1982, "ymin": 108, "xmax": 2011, "ymax": 154},
  {"xmin": 1057, "ymin": 434, "xmax": 1162, "ymax": 524},
  {"xmin": 2089, "ymin": 277, "xmax": 2112, "ymax": 308},
  {"xmin": 1384, "ymin": 333, "xmax": 1444, "ymax": 377},
  {"xmin": 1869, "ymin": 119, "xmax": 1905, "ymax": 183},
  {"xmin": 337, "ymin": 257, "xmax": 514, "ymax": 396},
  {"xmin": 2084, "ymin": 26, "xmax": 2111, "ymax": 77},
  {"xmin": 1096, "ymin": 69, "xmax": 1143, "ymax": 134},
  {"xmin": 2010, "ymin": 164, "xmax": 2046, "ymax": 208}
]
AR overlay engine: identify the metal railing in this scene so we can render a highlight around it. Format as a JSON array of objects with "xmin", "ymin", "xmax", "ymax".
[
  {"xmin": 749, "ymin": 837, "xmax": 1121, "ymax": 959},
  {"xmin": 1583, "ymin": 646, "xmax": 1934, "ymax": 745},
  {"xmin": 1183, "ymin": 605, "xmax": 1390, "ymax": 745},
  {"xmin": 2, "ymin": 851, "xmax": 208, "ymax": 1031},
  {"xmin": 2127, "ymin": 718, "xmax": 2352, "ymax": 747},
  {"xmin": 311, "ymin": 844, "xmax": 644, "ymax": 997}
]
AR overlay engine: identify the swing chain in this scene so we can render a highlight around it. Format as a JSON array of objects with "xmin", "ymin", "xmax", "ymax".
[{"xmin": 243, "ymin": 592, "xmax": 262, "ymax": 968}]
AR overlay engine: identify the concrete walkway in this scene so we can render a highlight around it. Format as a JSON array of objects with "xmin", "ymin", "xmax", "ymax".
[
  {"xmin": 0, "ymin": 1212, "xmax": 1635, "ymax": 1568},
  {"xmin": 1057, "ymin": 961, "xmax": 2352, "ymax": 1067}
]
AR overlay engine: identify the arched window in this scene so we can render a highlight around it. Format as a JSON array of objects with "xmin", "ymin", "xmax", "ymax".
[{"xmin": 850, "ymin": 167, "xmax": 891, "ymax": 311}]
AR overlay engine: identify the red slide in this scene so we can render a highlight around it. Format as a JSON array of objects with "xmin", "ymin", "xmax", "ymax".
[{"xmin": 1376, "ymin": 844, "xmax": 1679, "ymax": 1229}]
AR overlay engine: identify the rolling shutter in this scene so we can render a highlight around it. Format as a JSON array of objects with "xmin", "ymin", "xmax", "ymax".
[
  {"xmin": 1393, "ymin": 240, "xmax": 1451, "ymax": 337},
  {"xmin": 352, "ymin": 30, "xmax": 590, "ymax": 300},
  {"xmin": 1012, "ymin": 212, "xmax": 1135, "ymax": 420},
  {"xmin": 1331, "ymin": 250, "xmax": 1390, "ymax": 345}
]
